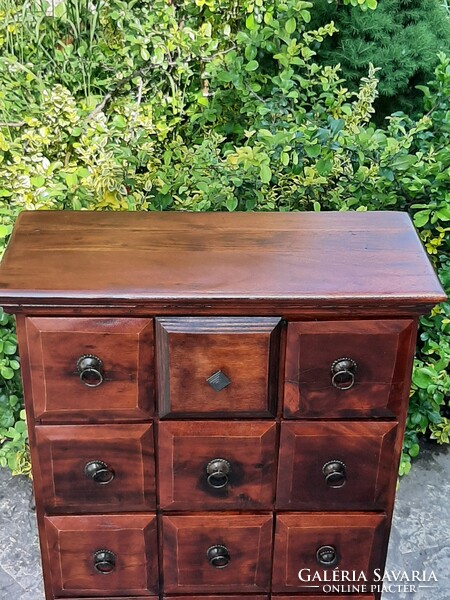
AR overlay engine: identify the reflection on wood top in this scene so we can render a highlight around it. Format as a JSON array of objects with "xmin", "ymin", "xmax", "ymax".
[{"xmin": 0, "ymin": 210, "xmax": 445, "ymax": 310}]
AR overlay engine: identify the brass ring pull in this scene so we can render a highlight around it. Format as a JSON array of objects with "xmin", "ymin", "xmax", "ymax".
[
  {"xmin": 84, "ymin": 460, "xmax": 115, "ymax": 485},
  {"xmin": 93, "ymin": 549, "xmax": 116, "ymax": 574},
  {"xmin": 331, "ymin": 358, "xmax": 357, "ymax": 390},
  {"xmin": 207, "ymin": 544, "xmax": 231, "ymax": 568},
  {"xmin": 322, "ymin": 460, "xmax": 346, "ymax": 488},
  {"xmin": 77, "ymin": 354, "xmax": 104, "ymax": 387},
  {"xmin": 206, "ymin": 458, "xmax": 231, "ymax": 489},
  {"xmin": 316, "ymin": 545, "xmax": 339, "ymax": 568}
]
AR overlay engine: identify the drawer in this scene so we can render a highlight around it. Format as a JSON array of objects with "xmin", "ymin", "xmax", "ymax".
[
  {"xmin": 24, "ymin": 317, "xmax": 154, "ymax": 422},
  {"xmin": 284, "ymin": 319, "xmax": 415, "ymax": 418},
  {"xmin": 273, "ymin": 597, "xmax": 375, "ymax": 600},
  {"xmin": 162, "ymin": 514, "xmax": 273, "ymax": 593},
  {"xmin": 276, "ymin": 421, "xmax": 398, "ymax": 510},
  {"xmin": 35, "ymin": 424, "xmax": 155, "ymax": 513},
  {"xmin": 272, "ymin": 513, "xmax": 386, "ymax": 592},
  {"xmin": 44, "ymin": 514, "xmax": 158, "ymax": 596},
  {"xmin": 156, "ymin": 317, "xmax": 281, "ymax": 417},
  {"xmin": 164, "ymin": 598, "xmax": 268, "ymax": 600},
  {"xmin": 158, "ymin": 421, "xmax": 277, "ymax": 510}
]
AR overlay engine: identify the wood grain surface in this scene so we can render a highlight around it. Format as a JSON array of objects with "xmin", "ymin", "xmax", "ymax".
[
  {"xmin": 36, "ymin": 423, "xmax": 155, "ymax": 513},
  {"xmin": 0, "ymin": 211, "xmax": 445, "ymax": 312},
  {"xmin": 44, "ymin": 513, "xmax": 158, "ymax": 596},
  {"xmin": 284, "ymin": 319, "xmax": 415, "ymax": 418},
  {"xmin": 272, "ymin": 512, "xmax": 387, "ymax": 592},
  {"xmin": 276, "ymin": 421, "xmax": 398, "ymax": 510},
  {"xmin": 23, "ymin": 317, "xmax": 154, "ymax": 422},
  {"xmin": 156, "ymin": 317, "xmax": 281, "ymax": 417},
  {"xmin": 158, "ymin": 421, "xmax": 277, "ymax": 510},
  {"xmin": 162, "ymin": 513, "xmax": 273, "ymax": 593}
]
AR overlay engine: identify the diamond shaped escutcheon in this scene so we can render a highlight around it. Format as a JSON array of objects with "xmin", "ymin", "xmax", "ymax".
[{"xmin": 206, "ymin": 370, "xmax": 231, "ymax": 392}]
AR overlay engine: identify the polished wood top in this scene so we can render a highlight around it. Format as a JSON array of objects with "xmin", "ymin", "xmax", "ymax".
[{"xmin": 0, "ymin": 210, "xmax": 445, "ymax": 312}]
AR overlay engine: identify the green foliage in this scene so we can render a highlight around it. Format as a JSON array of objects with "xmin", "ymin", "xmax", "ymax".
[
  {"xmin": 0, "ymin": 307, "xmax": 27, "ymax": 475},
  {"xmin": 0, "ymin": 0, "xmax": 448, "ymax": 476},
  {"xmin": 310, "ymin": 0, "xmax": 450, "ymax": 119}
]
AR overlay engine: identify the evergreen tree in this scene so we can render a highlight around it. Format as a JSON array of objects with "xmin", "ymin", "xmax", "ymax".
[{"xmin": 311, "ymin": 0, "xmax": 450, "ymax": 120}]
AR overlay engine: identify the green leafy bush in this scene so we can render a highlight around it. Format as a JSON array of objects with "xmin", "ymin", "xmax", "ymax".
[
  {"xmin": 0, "ymin": 0, "xmax": 448, "ymax": 476},
  {"xmin": 311, "ymin": 0, "xmax": 450, "ymax": 120}
]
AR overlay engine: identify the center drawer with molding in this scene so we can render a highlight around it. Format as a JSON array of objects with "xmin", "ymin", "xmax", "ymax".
[
  {"xmin": 158, "ymin": 421, "xmax": 277, "ymax": 510},
  {"xmin": 155, "ymin": 316, "xmax": 282, "ymax": 418},
  {"xmin": 161, "ymin": 513, "xmax": 273, "ymax": 593}
]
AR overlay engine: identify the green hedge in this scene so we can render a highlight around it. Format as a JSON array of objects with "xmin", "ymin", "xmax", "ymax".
[{"xmin": 0, "ymin": 0, "xmax": 448, "ymax": 476}]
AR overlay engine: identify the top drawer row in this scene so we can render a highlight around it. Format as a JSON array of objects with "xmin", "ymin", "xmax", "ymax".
[{"xmin": 21, "ymin": 316, "xmax": 415, "ymax": 423}]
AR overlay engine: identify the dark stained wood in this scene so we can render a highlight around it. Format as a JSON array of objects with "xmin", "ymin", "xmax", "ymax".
[
  {"xmin": 273, "ymin": 597, "xmax": 375, "ymax": 599},
  {"xmin": 163, "ymin": 597, "xmax": 268, "ymax": 600},
  {"xmin": 272, "ymin": 513, "xmax": 387, "ymax": 592},
  {"xmin": 156, "ymin": 317, "xmax": 281, "ymax": 417},
  {"xmin": 164, "ymin": 594, "xmax": 268, "ymax": 600},
  {"xmin": 158, "ymin": 421, "xmax": 277, "ymax": 510},
  {"xmin": 0, "ymin": 211, "xmax": 445, "ymax": 312},
  {"xmin": 276, "ymin": 421, "xmax": 398, "ymax": 510},
  {"xmin": 23, "ymin": 317, "xmax": 154, "ymax": 422},
  {"xmin": 6, "ymin": 212, "xmax": 445, "ymax": 600},
  {"xmin": 284, "ymin": 319, "xmax": 416, "ymax": 418},
  {"xmin": 44, "ymin": 513, "xmax": 158, "ymax": 596},
  {"xmin": 35, "ymin": 424, "xmax": 155, "ymax": 513},
  {"xmin": 162, "ymin": 514, "xmax": 273, "ymax": 593}
]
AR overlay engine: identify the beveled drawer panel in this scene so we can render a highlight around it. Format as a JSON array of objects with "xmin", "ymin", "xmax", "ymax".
[
  {"xmin": 276, "ymin": 421, "xmax": 398, "ymax": 510},
  {"xmin": 36, "ymin": 424, "xmax": 155, "ymax": 513},
  {"xmin": 162, "ymin": 514, "xmax": 273, "ymax": 593},
  {"xmin": 284, "ymin": 319, "xmax": 415, "ymax": 418},
  {"xmin": 273, "ymin": 597, "xmax": 375, "ymax": 600},
  {"xmin": 164, "ymin": 597, "xmax": 268, "ymax": 600},
  {"xmin": 158, "ymin": 421, "xmax": 277, "ymax": 510},
  {"xmin": 272, "ymin": 513, "xmax": 386, "ymax": 592},
  {"xmin": 44, "ymin": 514, "xmax": 158, "ymax": 596},
  {"xmin": 25, "ymin": 317, "xmax": 154, "ymax": 422},
  {"xmin": 156, "ymin": 317, "xmax": 281, "ymax": 417}
]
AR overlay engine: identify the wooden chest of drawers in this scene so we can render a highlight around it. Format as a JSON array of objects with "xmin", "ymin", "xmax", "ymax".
[{"xmin": 0, "ymin": 210, "xmax": 445, "ymax": 600}]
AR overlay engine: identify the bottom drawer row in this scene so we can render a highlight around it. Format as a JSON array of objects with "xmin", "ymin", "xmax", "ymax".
[
  {"xmin": 63, "ymin": 597, "xmax": 376, "ymax": 600},
  {"xmin": 44, "ymin": 513, "xmax": 386, "ymax": 596}
]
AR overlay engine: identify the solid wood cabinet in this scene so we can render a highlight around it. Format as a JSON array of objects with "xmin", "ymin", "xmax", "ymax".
[{"xmin": 0, "ymin": 210, "xmax": 445, "ymax": 600}]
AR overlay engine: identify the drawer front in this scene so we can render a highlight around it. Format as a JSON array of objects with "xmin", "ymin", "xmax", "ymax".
[
  {"xmin": 156, "ymin": 317, "xmax": 281, "ymax": 417},
  {"xmin": 44, "ymin": 514, "xmax": 158, "ymax": 596},
  {"xmin": 273, "ymin": 597, "xmax": 375, "ymax": 600},
  {"xmin": 164, "ymin": 597, "xmax": 268, "ymax": 600},
  {"xmin": 158, "ymin": 421, "xmax": 277, "ymax": 510},
  {"xmin": 25, "ymin": 317, "xmax": 154, "ymax": 422},
  {"xmin": 284, "ymin": 319, "xmax": 414, "ymax": 418},
  {"xmin": 272, "ymin": 513, "xmax": 386, "ymax": 592},
  {"xmin": 36, "ymin": 424, "xmax": 155, "ymax": 513},
  {"xmin": 162, "ymin": 514, "xmax": 273, "ymax": 593},
  {"xmin": 276, "ymin": 421, "xmax": 398, "ymax": 510}
]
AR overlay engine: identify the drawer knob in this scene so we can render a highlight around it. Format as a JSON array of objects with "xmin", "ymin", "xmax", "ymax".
[
  {"xmin": 93, "ymin": 549, "xmax": 116, "ymax": 574},
  {"xmin": 316, "ymin": 545, "xmax": 339, "ymax": 568},
  {"xmin": 207, "ymin": 544, "xmax": 231, "ymax": 568},
  {"xmin": 331, "ymin": 358, "xmax": 357, "ymax": 390},
  {"xmin": 84, "ymin": 460, "xmax": 115, "ymax": 484},
  {"xmin": 77, "ymin": 354, "xmax": 104, "ymax": 387},
  {"xmin": 322, "ymin": 460, "xmax": 346, "ymax": 488},
  {"xmin": 206, "ymin": 458, "xmax": 231, "ymax": 489}
]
